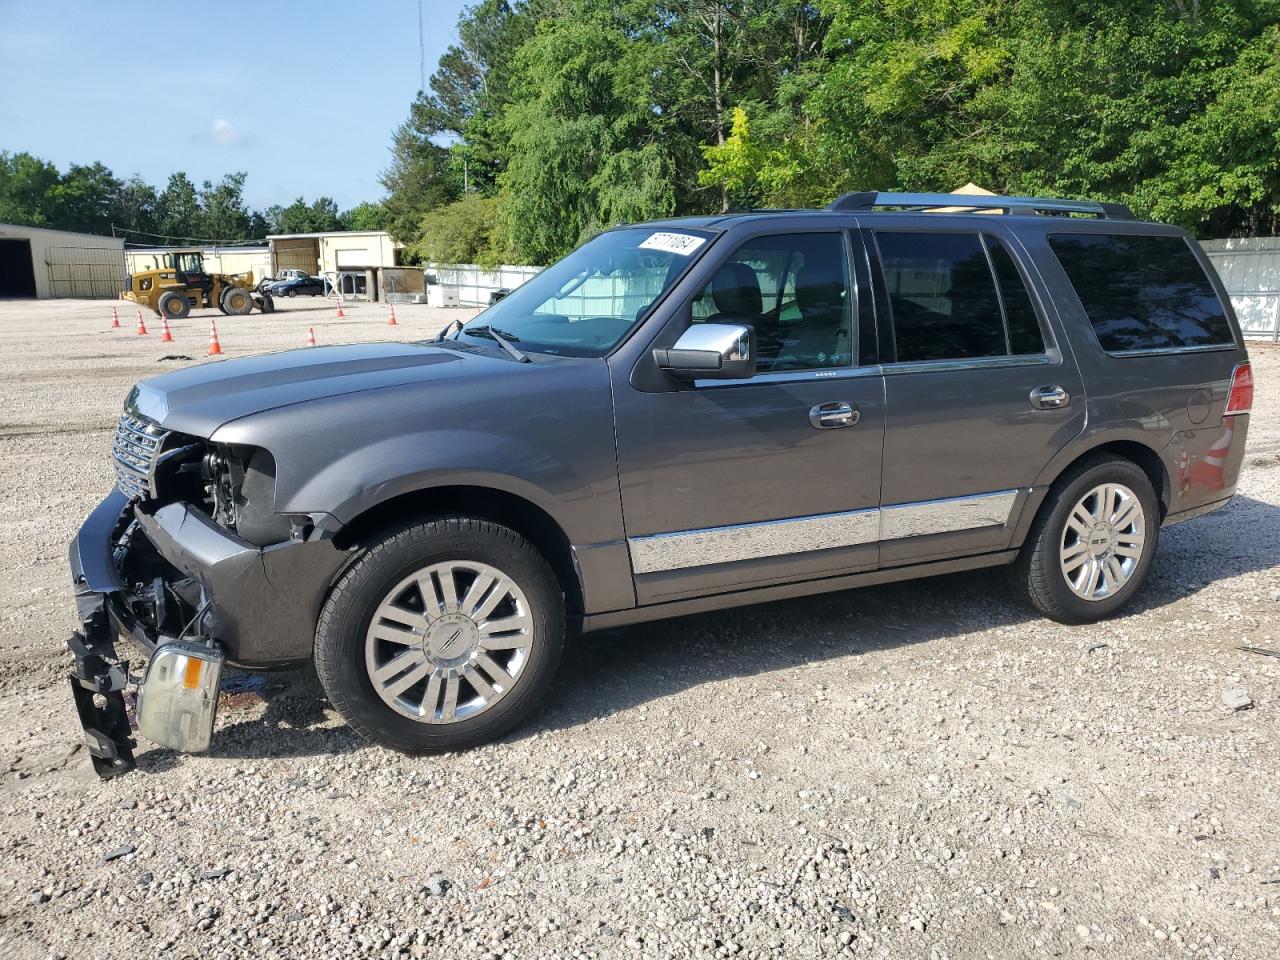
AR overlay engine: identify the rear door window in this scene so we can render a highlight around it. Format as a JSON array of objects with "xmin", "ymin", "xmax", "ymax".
[
  {"xmin": 875, "ymin": 232, "xmax": 1045, "ymax": 362},
  {"xmin": 1048, "ymin": 233, "xmax": 1234, "ymax": 352}
]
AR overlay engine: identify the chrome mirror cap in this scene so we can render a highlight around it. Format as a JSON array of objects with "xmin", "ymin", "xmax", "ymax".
[{"xmin": 654, "ymin": 322, "xmax": 756, "ymax": 380}]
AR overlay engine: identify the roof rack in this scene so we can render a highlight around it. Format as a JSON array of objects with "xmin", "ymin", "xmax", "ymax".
[{"xmin": 828, "ymin": 191, "xmax": 1134, "ymax": 220}]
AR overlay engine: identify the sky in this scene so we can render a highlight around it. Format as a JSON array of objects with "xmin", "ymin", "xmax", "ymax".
[{"xmin": 0, "ymin": 0, "xmax": 470, "ymax": 211}]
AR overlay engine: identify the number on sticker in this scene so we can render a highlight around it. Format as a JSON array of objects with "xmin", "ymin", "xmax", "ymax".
[{"xmin": 639, "ymin": 232, "xmax": 707, "ymax": 256}]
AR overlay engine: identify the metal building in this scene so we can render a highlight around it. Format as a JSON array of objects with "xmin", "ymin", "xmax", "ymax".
[
  {"xmin": 267, "ymin": 231, "xmax": 403, "ymax": 300},
  {"xmin": 0, "ymin": 223, "xmax": 125, "ymax": 299},
  {"xmin": 1201, "ymin": 237, "xmax": 1280, "ymax": 342}
]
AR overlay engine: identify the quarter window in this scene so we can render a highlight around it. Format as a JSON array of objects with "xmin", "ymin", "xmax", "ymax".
[
  {"xmin": 691, "ymin": 233, "xmax": 854, "ymax": 372},
  {"xmin": 1048, "ymin": 233, "xmax": 1233, "ymax": 352},
  {"xmin": 875, "ymin": 232, "xmax": 1007, "ymax": 362},
  {"xmin": 987, "ymin": 241, "xmax": 1046, "ymax": 355}
]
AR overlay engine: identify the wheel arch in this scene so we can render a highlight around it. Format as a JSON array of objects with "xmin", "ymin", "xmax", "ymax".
[
  {"xmin": 1016, "ymin": 438, "xmax": 1171, "ymax": 551},
  {"xmin": 330, "ymin": 484, "xmax": 584, "ymax": 617},
  {"xmin": 1048, "ymin": 439, "xmax": 1170, "ymax": 519}
]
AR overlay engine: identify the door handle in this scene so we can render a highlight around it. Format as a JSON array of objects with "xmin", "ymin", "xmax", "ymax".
[
  {"xmin": 1029, "ymin": 385, "xmax": 1070, "ymax": 410},
  {"xmin": 809, "ymin": 401, "xmax": 859, "ymax": 429}
]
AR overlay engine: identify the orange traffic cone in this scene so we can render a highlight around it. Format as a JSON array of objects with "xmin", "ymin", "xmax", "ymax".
[
  {"xmin": 135, "ymin": 310, "xmax": 148, "ymax": 336},
  {"xmin": 160, "ymin": 317, "xmax": 174, "ymax": 342},
  {"xmin": 306, "ymin": 326, "xmax": 317, "ymax": 347},
  {"xmin": 111, "ymin": 307, "xmax": 121, "ymax": 329},
  {"xmin": 207, "ymin": 319, "xmax": 223, "ymax": 356},
  {"xmin": 335, "ymin": 299, "xmax": 346, "ymax": 319},
  {"xmin": 387, "ymin": 304, "xmax": 398, "ymax": 326}
]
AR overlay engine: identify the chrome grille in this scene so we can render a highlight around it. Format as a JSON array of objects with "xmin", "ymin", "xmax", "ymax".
[{"xmin": 112, "ymin": 414, "xmax": 168, "ymax": 500}]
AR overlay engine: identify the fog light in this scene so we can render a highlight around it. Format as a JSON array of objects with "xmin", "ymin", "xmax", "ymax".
[{"xmin": 135, "ymin": 642, "xmax": 223, "ymax": 752}]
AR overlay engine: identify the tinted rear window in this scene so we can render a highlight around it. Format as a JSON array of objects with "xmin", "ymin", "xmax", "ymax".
[
  {"xmin": 1049, "ymin": 233, "xmax": 1233, "ymax": 352},
  {"xmin": 875, "ymin": 232, "xmax": 1006, "ymax": 362}
]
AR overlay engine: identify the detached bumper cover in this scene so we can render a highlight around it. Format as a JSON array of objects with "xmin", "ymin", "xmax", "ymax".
[
  {"xmin": 68, "ymin": 491, "xmax": 140, "ymax": 778},
  {"xmin": 67, "ymin": 490, "xmax": 349, "ymax": 777}
]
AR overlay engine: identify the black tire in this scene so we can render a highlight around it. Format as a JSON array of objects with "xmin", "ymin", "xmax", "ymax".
[
  {"xmin": 221, "ymin": 286, "xmax": 253, "ymax": 315},
  {"xmin": 157, "ymin": 290, "xmax": 190, "ymax": 319},
  {"xmin": 258, "ymin": 292, "xmax": 276, "ymax": 313},
  {"xmin": 315, "ymin": 517, "xmax": 565, "ymax": 753},
  {"xmin": 1014, "ymin": 455, "xmax": 1160, "ymax": 624},
  {"xmin": 286, "ymin": 288, "xmax": 298, "ymax": 298}
]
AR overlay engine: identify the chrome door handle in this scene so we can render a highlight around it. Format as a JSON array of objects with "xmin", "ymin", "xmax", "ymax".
[
  {"xmin": 809, "ymin": 401, "xmax": 859, "ymax": 429},
  {"xmin": 1029, "ymin": 385, "xmax": 1070, "ymax": 409}
]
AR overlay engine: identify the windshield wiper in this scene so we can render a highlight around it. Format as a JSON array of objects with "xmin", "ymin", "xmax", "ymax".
[
  {"xmin": 434, "ymin": 317, "xmax": 465, "ymax": 342},
  {"xmin": 467, "ymin": 324, "xmax": 530, "ymax": 363}
]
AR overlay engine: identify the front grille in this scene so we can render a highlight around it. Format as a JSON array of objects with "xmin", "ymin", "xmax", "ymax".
[{"xmin": 112, "ymin": 414, "xmax": 168, "ymax": 500}]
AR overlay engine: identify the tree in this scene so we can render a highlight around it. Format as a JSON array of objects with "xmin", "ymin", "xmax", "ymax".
[
  {"xmin": 496, "ymin": 10, "xmax": 678, "ymax": 262},
  {"xmin": 0, "ymin": 152, "xmax": 62, "ymax": 227},
  {"xmin": 273, "ymin": 195, "xmax": 342, "ymax": 234},
  {"xmin": 380, "ymin": 111, "xmax": 461, "ymax": 243},
  {"xmin": 198, "ymin": 172, "xmax": 252, "ymax": 242},
  {"xmin": 340, "ymin": 201, "xmax": 391, "ymax": 231},
  {"xmin": 157, "ymin": 172, "xmax": 202, "ymax": 241},
  {"xmin": 409, "ymin": 194, "xmax": 504, "ymax": 265},
  {"xmin": 112, "ymin": 176, "xmax": 159, "ymax": 237}
]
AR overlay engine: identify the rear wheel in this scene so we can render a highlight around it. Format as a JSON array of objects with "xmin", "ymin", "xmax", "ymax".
[
  {"xmin": 258, "ymin": 292, "xmax": 276, "ymax": 313},
  {"xmin": 221, "ymin": 286, "xmax": 253, "ymax": 315},
  {"xmin": 1015, "ymin": 456, "xmax": 1159, "ymax": 623},
  {"xmin": 157, "ymin": 291, "xmax": 190, "ymax": 319},
  {"xmin": 315, "ymin": 517, "xmax": 565, "ymax": 753}
]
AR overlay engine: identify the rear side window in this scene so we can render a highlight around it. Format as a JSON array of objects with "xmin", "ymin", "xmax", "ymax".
[
  {"xmin": 874, "ymin": 232, "xmax": 1046, "ymax": 362},
  {"xmin": 1049, "ymin": 233, "xmax": 1233, "ymax": 352}
]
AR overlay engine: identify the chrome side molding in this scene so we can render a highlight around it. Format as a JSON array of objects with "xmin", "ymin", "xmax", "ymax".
[
  {"xmin": 628, "ymin": 507, "xmax": 879, "ymax": 575},
  {"xmin": 628, "ymin": 489, "xmax": 1023, "ymax": 574}
]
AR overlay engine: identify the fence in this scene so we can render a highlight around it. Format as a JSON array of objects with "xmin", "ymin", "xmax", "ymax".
[
  {"xmin": 1201, "ymin": 238, "xmax": 1280, "ymax": 342},
  {"xmin": 429, "ymin": 264, "xmax": 542, "ymax": 305}
]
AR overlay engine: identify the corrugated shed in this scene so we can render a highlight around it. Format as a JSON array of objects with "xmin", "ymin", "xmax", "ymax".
[
  {"xmin": 0, "ymin": 223, "xmax": 125, "ymax": 299},
  {"xmin": 1201, "ymin": 237, "xmax": 1280, "ymax": 342}
]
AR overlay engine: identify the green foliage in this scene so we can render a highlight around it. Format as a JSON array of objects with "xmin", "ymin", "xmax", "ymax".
[
  {"xmin": 0, "ymin": 153, "xmax": 389, "ymax": 244},
  {"xmin": 339, "ymin": 201, "xmax": 391, "ymax": 232},
  {"xmin": 272, "ymin": 196, "xmax": 342, "ymax": 234},
  {"xmin": 409, "ymin": 195, "xmax": 505, "ymax": 267},
  {"xmin": 774, "ymin": 0, "xmax": 1280, "ymax": 235}
]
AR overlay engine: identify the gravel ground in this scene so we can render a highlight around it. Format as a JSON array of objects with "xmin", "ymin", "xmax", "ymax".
[{"xmin": 1, "ymin": 298, "xmax": 1278, "ymax": 960}]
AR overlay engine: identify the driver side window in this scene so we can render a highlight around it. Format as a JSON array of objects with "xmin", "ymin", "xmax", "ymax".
[{"xmin": 690, "ymin": 233, "xmax": 853, "ymax": 372}]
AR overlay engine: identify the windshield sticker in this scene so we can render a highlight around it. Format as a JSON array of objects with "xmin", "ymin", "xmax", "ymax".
[{"xmin": 639, "ymin": 232, "xmax": 706, "ymax": 256}]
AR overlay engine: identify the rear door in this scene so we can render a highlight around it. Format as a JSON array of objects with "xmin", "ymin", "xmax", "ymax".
[{"xmin": 859, "ymin": 219, "xmax": 1086, "ymax": 566}]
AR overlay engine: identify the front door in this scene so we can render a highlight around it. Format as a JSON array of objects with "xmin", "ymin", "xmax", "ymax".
[
  {"xmin": 612, "ymin": 230, "xmax": 886, "ymax": 604},
  {"xmin": 859, "ymin": 221, "xmax": 1086, "ymax": 566}
]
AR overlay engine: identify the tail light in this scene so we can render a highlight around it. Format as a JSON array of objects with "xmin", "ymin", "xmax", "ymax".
[{"xmin": 1225, "ymin": 361, "xmax": 1253, "ymax": 416}]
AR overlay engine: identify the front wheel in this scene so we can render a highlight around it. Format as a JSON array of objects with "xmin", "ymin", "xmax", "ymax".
[
  {"xmin": 157, "ymin": 290, "xmax": 190, "ymax": 319},
  {"xmin": 315, "ymin": 517, "xmax": 565, "ymax": 753},
  {"xmin": 1014, "ymin": 456, "xmax": 1159, "ymax": 624}
]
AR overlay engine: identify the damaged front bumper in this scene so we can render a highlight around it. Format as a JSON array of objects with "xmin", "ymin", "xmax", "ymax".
[{"xmin": 67, "ymin": 489, "xmax": 348, "ymax": 778}]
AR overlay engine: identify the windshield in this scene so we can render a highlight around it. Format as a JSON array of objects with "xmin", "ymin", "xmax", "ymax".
[{"xmin": 455, "ymin": 227, "xmax": 715, "ymax": 357}]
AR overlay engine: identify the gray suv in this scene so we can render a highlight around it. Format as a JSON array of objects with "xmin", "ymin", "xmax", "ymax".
[{"xmin": 68, "ymin": 192, "xmax": 1253, "ymax": 777}]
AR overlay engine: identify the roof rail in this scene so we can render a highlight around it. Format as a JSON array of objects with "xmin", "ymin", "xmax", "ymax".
[{"xmin": 828, "ymin": 191, "xmax": 1134, "ymax": 220}]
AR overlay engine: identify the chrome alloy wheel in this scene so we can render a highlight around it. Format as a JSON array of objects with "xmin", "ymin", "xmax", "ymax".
[
  {"xmin": 364, "ymin": 561, "xmax": 534, "ymax": 723},
  {"xmin": 1059, "ymin": 483, "xmax": 1146, "ymax": 601}
]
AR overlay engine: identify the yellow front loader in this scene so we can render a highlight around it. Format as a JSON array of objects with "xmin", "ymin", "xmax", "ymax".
[{"xmin": 123, "ymin": 249, "xmax": 275, "ymax": 318}]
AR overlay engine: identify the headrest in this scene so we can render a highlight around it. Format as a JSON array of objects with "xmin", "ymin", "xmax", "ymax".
[
  {"xmin": 710, "ymin": 262, "xmax": 762, "ymax": 317},
  {"xmin": 795, "ymin": 263, "xmax": 845, "ymax": 322}
]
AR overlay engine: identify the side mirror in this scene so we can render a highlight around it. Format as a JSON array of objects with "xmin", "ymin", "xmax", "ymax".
[{"xmin": 654, "ymin": 323, "xmax": 756, "ymax": 380}]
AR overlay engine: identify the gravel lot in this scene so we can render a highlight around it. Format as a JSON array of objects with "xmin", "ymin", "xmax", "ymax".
[{"xmin": 1, "ymin": 297, "xmax": 1278, "ymax": 960}]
